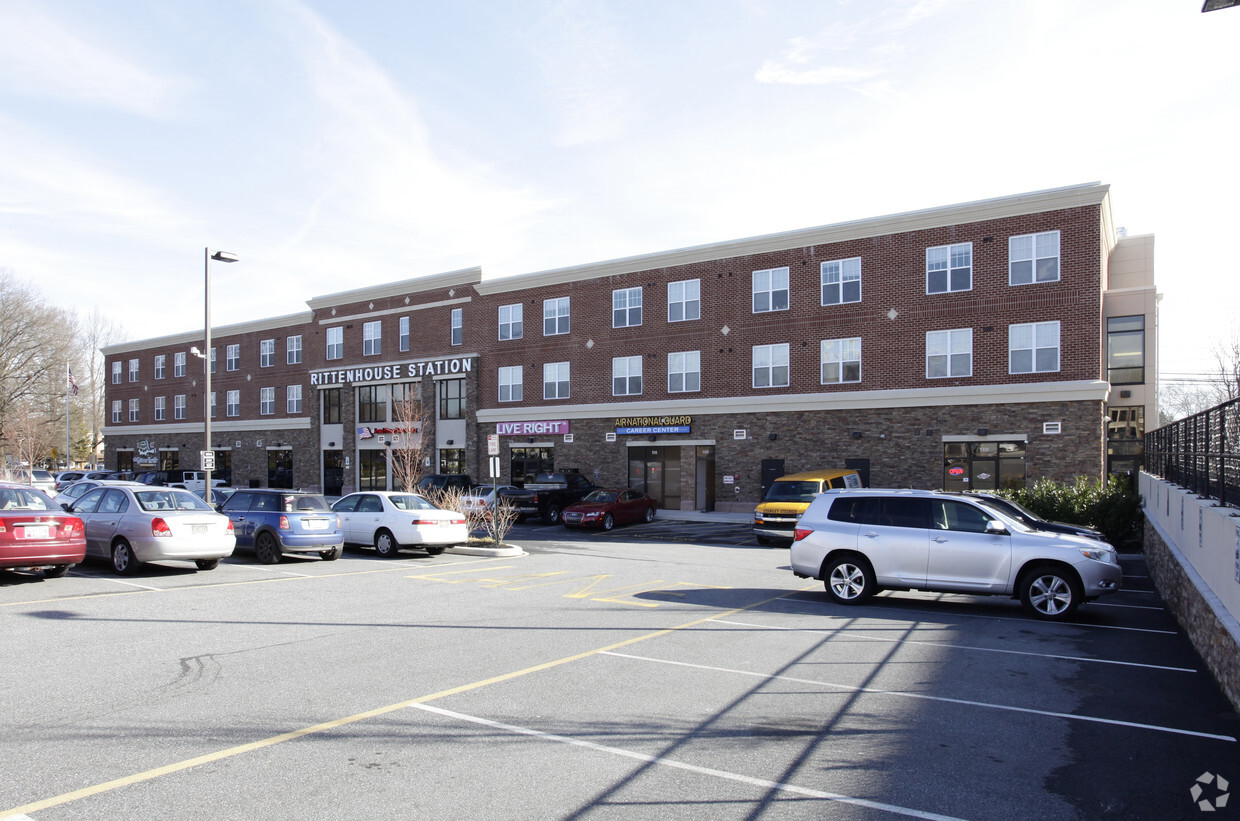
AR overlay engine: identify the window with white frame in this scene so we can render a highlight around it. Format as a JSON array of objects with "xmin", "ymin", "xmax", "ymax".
[
  {"xmin": 226, "ymin": 390, "xmax": 240, "ymax": 417},
  {"xmin": 154, "ymin": 354, "xmax": 166, "ymax": 380},
  {"xmin": 111, "ymin": 400, "xmax": 121, "ymax": 423},
  {"xmin": 260, "ymin": 387, "xmax": 275, "ymax": 415},
  {"xmin": 821, "ymin": 337, "xmax": 862, "ymax": 384},
  {"xmin": 612, "ymin": 356, "xmax": 642, "ymax": 396},
  {"xmin": 128, "ymin": 359, "xmax": 139, "ymax": 382},
  {"xmin": 543, "ymin": 362, "xmax": 570, "ymax": 399},
  {"xmin": 752, "ymin": 343, "xmax": 790, "ymax": 388},
  {"xmin": 499, "ymin": 304, "xmax": 523, "ymax": 340},
  {"xmin": 1009, "ymin": 231, "xmax": 1060, "ymax": 285},
  {"xmin": 613, "ymin": 287, "xmax": 642, "ymax": 328},
  {"xmin": 668, "ymin": 279, "xmax": 700, "ymax": 322},
  {"xmin": 926, "ymin": 243, "xmax": 972, "ymax": 293},
  {"xmin": 210, "ymin": 347, "xmax": 217, "ymax": 374},
  {"xmin": 1009, "ymin": 321, "xmax": 1060, "ymax": 374},
  {"xmin": 668, "ymin": 351, "xmax": 701, "ymax": 393},
  {"xmin": 210, "ymin": 392, "xmax": 217, "ymax": 418},
  {"xmin": 544, "ymin": 298, "xmax": 570, "ymax": 336},
  {"xmin": 499, "ymin": 366, "xmax": 523, "ymax": 402},
  {"xmin": 154, "ymin": 396, "xmax": 166, "ymax": 421},
  {"xmin": 260, "ymin": 339, "xmax": 275, "ymax": 367},
  {"xmin": 926, "ymin": 328, "xmax": 973, "ymax": 378},
  {"xmin": 174, "ymin": 351, "xmax": 186, "ymax": 377},
  {"xmin": 174, "ymin": 394, "xmax": 186, "ymax": 420},
  {"xmin": 752, "ymin": 267, "xmax": 790, "ymax": 313},
  {"xmin": 226, "ymin": 344, "xmax": 239, "ymax": 371},
  {"xmin": 399, "ymin": 317, "xmax": 410, "ymax": 352},
  {"xmin": 287, "ymin": 335, "xmax": 302, "ymax": 364},
  {"xmin": 326, "ymin": 327, "xmax": 343, "ymax": 360},
  {"xmin": 112, "ymin": 361, "xmax": 121, "ymax": 384},
  {"xmin": 451, "ymin": 308, "xmax": 463, "ymax": 346},
  {"xmin": 128, "ymin": 398, "xmax": 139, "ymax": 422},
  {"xmin": 287, "ymin": 384, "xmax": 302, "ymax": 413},
  {"xmin": 363, "ymin": 321, "xmax": 382, "ymax": 356},
  {"xmin": 821, "ymin": 258, "xmax": 862, "ymax": 305}
]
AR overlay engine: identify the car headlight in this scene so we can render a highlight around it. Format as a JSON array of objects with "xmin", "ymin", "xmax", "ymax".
[
  {"xmin": 583, "ymin": 512, "xmax": 598, "ymax": 520},
  {"xmin": 1079, "ymin": 546, "xmax": 1116, "ymax": 563}
]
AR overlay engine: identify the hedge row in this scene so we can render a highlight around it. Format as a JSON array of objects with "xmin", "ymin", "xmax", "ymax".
[{"xmin": 1000, "ymin": 476, "xmax": 1143, "ymax": 548}]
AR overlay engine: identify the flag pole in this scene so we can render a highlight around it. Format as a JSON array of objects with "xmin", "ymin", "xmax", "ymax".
[{"xmin": 66, "ymin": 362, "xmax": 71, "ymax": 469}]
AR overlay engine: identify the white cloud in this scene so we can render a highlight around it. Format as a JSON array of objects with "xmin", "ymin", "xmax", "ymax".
[{"xmin": 0, "ymin": 3, "xmax": 186, "ymax": 117}]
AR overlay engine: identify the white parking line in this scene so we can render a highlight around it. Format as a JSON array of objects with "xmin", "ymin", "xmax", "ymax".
[
  {"xmin": 408, "ymin": 702, "xmax": 970, "ymax": 821},
  {"xmin": 711, "ymin": 619, "xmax": 1197, "ymax": 673},
  {"xmin": 97, "ymin": 578, "xmax": 163, "ymax": 591},
  {"xmin": 848, "ymin": 599, "xmax": 1179, "ymax": 635},
  {"xmin": 600, "ymin": 652, "xmax": 1235, "ymax": 743},
  {"xmin": 230, "ymin": 565, "xmax": 314, "ymax": 578},
  {"xmin": 1089, "ymin": 601, "xmax": 1165, "ymax": 611}
]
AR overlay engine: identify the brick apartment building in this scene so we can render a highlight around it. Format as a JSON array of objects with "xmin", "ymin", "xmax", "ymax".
[{"xmin": 101, "ymin": 182, "xmax": 1157, "ymax": 512}]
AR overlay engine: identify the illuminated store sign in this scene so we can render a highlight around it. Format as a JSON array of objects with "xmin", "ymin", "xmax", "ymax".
[
  {"xmin": 496, "ymin": 420, "xmax": 570, "ymax": 436},
  {"xmin": 615, "ymin": 415, "xmax": 691, "ymax": 435},
  {"xmin": 310, "ymin": 357, "xmax": 472, "ymax": 386}
]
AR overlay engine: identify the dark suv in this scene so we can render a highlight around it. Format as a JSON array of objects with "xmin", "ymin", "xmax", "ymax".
[
  {"xmin": 415, "ymin": 474, "xmax": 474, "ymax": 493},
  {"xmin": 220, "ymin": 489, "xmax": 344, "ymax": 564}
]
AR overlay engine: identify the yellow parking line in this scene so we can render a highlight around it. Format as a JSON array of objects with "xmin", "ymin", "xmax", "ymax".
[{"xmin": 0, "ymin": 583, "xmax": 818, "ymax": 818}]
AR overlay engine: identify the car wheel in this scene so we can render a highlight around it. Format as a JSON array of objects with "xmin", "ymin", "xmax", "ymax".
[
  {"xmin": 195, "ymin": 559, "xmax": 221, "ymax": 571},
  {"xmin": 43, "ymin": 564, "xmax": 70, "ymax": 578},
  {"xmin": 425, "ymin": 545, "xmax": 446, "ymax": 556},
  {"xmin": 374, "ymin": 529, "xmax": 399, "ymax": 557},
  {"xmin": 1020, "ymin": 565, "xmax": 1081, "ymax": 620},
  {"xmin": 112, "ymin": 540, "xmax": 142, "ymax": 576},
  {"xmin": 255, "ymin": 532, "xmax": 281, "ymax": 565},
  {"xmin": 755, "ymin": 535, "xmax": 771, "ymax": 546},
  {"xmin": 602, "ymin": 513, "xmax": 614, "ymax": 531},
  {"xmin": 319, "ymin": 547, "xmax": 342, "ymax": 561},
  {"xmin": 822, "ymin": 554, "xmax": 875, "ymax": 605},
  {"xmin": 544, "ymin": 504, "xmax": 562, "ymax": 525},
  {"xmin": 644, "ymin": 507, "xmax": 655, "ymax": 523}
]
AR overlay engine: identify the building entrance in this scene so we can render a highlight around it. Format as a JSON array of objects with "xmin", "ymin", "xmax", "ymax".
[
  {"xmin": 628, "ymin": 447, "xmax": 681, "ymax": 511},
  {"xmin": 510, "ymin": 447, "xmax": 554, "ymax": 486},
  {"xmin": 943, "ymin": 441, "xmax": 1026, "ymax": 491}
]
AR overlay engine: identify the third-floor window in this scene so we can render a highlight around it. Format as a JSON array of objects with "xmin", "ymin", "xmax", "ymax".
[{"xmin": 612, "ymin": 287, "xmax": 642, "ymax": 328}]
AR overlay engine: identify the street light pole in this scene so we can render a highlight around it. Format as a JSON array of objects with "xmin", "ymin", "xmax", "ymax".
[{"xmin": 204, "ymin": 248, "xmax": 238, "ymax": 499}]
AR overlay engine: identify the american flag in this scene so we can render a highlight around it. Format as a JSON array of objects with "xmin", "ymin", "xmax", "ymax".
[{"xmin": 68, "ymin": 366, "xmax": 79, "ymax": 396}]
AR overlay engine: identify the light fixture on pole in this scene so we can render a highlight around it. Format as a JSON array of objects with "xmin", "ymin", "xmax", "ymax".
[{"xmin": 203, "ymin": 248, "xmax": 238, "ymax": 496}]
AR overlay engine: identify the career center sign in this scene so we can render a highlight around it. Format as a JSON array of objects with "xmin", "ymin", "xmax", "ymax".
[{"xmin": 615, "ymin": 415, "xmax": 692, "ymax": 435}]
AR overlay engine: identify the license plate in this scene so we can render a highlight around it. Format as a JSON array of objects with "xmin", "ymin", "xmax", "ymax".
[
  {"xmin": 22, "ymin": 525, "xmax": 50, "ymax": 539},
  {"xmin": 304, "ymin": 519, "xmax": 328, "ymax": 530},
  {"xmin": 192, "ymin": 525, "xmax": 207, "ymax": 535}
]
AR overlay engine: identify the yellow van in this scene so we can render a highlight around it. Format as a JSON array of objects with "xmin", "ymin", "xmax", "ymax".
[{"xmin": 753, "ymin": 469, "xmax": 863, "ymax": 545}]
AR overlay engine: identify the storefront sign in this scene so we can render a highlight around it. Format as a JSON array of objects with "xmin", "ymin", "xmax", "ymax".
[
  {"xmin": 310, "ymin": 357, "xmax": 473, "ymax": 386},
  {"xmin": 496, "ymin": 420, "xmax": 570, "ymax": 436},
  {"xmin": 357, "ymin": 425, "xmax": 419, "ymax": 439},
  {"xmin": 615, "ymin": 415, "xmax": 691, "ymax": 435}
]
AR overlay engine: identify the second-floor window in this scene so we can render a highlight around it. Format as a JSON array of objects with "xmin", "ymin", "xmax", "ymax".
[
  {"xmin": 439, "ymin": 378, "xmax": 465, "ymax": 419},
  {"xmin": 753, "ymin": 343, "xmax": 790, "ymax": 388},
  {"xmin": 287, "ymin": 385, "xmax": 303, "ymax": 414},
  {"xmin": 613, "ymin": 287, "xmax": 642, "ymax": 328},
  {"xmin": 612, "ymin": 356, "xmax": 642, "ymax": 396},
  {"xmin": 322, "ymin": 388, "xmax": 341, "ymax": 424},
  {"xmin": 260, "ymin": 339, "xmax": 275, "ymax": 367},
  {"xmin": 821, "ymin": 337, "xmax": 862, "ymax": 384},
  {"xmin": 1107, "ymin": 315, "xmax": 1145, "ymax": 385},
  {"xmin": 450, "ymin": 308, "xmax": 463, "ymax": 346},
  {"xmin": 499, "ymin": 366, "xmax": 523, "ymax": 402},
  {"xmin": 499, "ymin": 304, "xmax": 523, "ymax": 340},
  {"xmin": 226, "ymin": 390, "xmax": 240, "ymax": 417},
  {"xmin": 154, "ymin": 355, "xmax": 166, "ymax": 380},
  {"xmin": 226, "ymin": 344, "xmax": 239, "ymax": 371},
  {"xmin": 926, "ymin": 328, "xmax": 973, "ymax": 378},
  {"xmin": 363, "ymin": 321, "xmax": 382, "ymax": 356},
  {"xmin": 287, "ymin": 335, "xmax": 302, "ymax": 364},
  {"xmin": 260, "ymin": 387, "xmax": 275, "ymax": 415},
  {"xmin": 544, "ymin": 362, "xmax": 570, "ymax": 399},
  {"xmin": 821, "ymin": 258, "xmax": 861, "ymax": 305},
  {"xmin": 927, "ymin": 243, "xmax": 972, "ymax": 293},
  {"xmin": 174, "ymin": 352, "xmax": 186, "ymax": 377},
  {"xmin": 668, "ymin": 351, "xmax": 700, "ymax": 393},
  {"xmin": 326, "ymin": 327, "xmax": 343, "ymax": 360},
  {"xmin": 154, "ymin": 396, "xmax": 165, "ymax": 421},
  {"xmin": 753, "ymin": 267, "xmax": 789, "ymax": 313},
  {"xmin": 174, "ymin": 394, "xmax": 186, "ymax": 420},
  {"xmin": 111, "ymin": 400, "xmax": 121, "ymax": 423},
  {"xmin": 128, "ymin": 398, "xmax": 139, "ymax": 422},
  {"xmin": 544, "ymin": 298, "xmax": 570, "ymax": 336},
  {"xmin": 668, "ymin": 279, "xmax": 700, "ymax": 322},
  {"xmin": 1009, "ymin": 321, "xmax": 1060, "ymax": 374}
]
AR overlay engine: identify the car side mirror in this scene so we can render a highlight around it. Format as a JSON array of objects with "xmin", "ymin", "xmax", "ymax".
[
  {"xmin": 985, "ymin": 520, "xmax": 1008, "ymax": 535},
  {"xmin": 60, "ymin": 502, "xmax": 71, "ymax": 511}
]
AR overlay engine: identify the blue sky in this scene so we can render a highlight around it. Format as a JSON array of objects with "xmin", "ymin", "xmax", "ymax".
[{"xmin": 1, "ymin": 0, "xmax": 1236, "ymax": 380}]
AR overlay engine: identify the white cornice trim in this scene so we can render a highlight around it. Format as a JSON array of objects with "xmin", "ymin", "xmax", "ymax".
[
  {"xmin": 475, "ymin": 183, "xmax": 1110, "ymax": 295},
  {"xmin": 103, "ymin": 312, "xmax": 314, "ymax": 355},
  {"xmin": 476, "ymin": 380, "xmax": 1111, "ymax": 422},
  {"xmin": 306, "ymin": 267, "xmax": 482, "ymax": 310},
  {"xmin": 318, "ymin": 296, "xmax": 471, "ymax": 325},
  {"xmin": 102, "ymin": 418, "xmax": 312, "ymax": 436}
]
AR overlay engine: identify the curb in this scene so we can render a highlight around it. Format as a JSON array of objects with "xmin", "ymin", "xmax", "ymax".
[{"xmin": 448, "ymin": 542, "xmax": 526, "ymax": 557}]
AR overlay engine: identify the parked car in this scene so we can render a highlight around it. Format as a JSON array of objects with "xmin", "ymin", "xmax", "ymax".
[
  {"xmin": 333, "ymin": 491, "xmax": 467, "ymax": 556},
  {"xmin": 54, "ymin": 479, "xmax": 145, "ymax": 510},
  {"xmin": 0, "ymin": 482, "xmax": 86, "ymax": 577},
  {"xmin": 562, "ymin": 489, "xmax": 657, "ymax": 530},
  {"xmin": 502, "ymin": 471, "xmax": 600, "ymax": 524},
  {"xmin": 55, "ymin": 469, "xmax": 115, "ymax": 491},
  {"xmin": 461, "ymin": 484, "xmax": 521, "ymax": 517},
  {"xmin": 415, "ymin": 474, "xmax": 475, "ymax": 494},
  {"xmin": 753, "ymin": 469, "xmax": 863, "ymax": 546},
  {"xmin": 963, "ymin": 492, "xmax": 1109, "ymax": 543},
  {"xmin": 68, "ymin": 485, "xmax": 235, "ymax": 575},
  {"xmin": 168, "ymin": 471, "xmax": 229, "ymax": 493},
  {"xmin": 4, "ymin": 468, "xmax": 57, "ymax": 495},
  {"xmin": 220, "ymin": 489, "xmax": 343, "ymax": 564},
  {"xmin": 789, "ymin": 488, "xmax": 1122, "ymax": 620}
]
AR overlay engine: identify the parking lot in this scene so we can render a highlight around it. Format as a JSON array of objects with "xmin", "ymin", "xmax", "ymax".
[{"xmin": 3, "ymin": 521, "xmax": 1238, "ymax": 820}]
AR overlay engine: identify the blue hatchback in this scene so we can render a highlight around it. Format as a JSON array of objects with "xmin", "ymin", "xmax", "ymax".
[{"xmin": 220, "ymin": 489, "xmax": 343, "ymax": 563}]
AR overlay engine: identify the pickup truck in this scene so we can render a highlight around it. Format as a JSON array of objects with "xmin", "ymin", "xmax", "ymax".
[{"xmin": 500, "ymin": 471, "xmax": 600, "ymax": 524}]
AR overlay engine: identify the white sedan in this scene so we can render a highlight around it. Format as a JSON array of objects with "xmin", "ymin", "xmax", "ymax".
[{"xmin": 332, "ymin": 491, "xmax": 467, "ymax": 557}]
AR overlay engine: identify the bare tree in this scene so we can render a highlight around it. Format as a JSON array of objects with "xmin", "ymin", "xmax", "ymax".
[
  {"xmin": 78, "ymin": 307, "xmax": 127, "ymax": 464},
  {"xmin": 1211, "ymin": 329, "xmax": 1240, "ymax": 404},
  {"xmin": 479, "ymin": 495, "xmax": 520, "ymax": 547},
  {"xmin": 388, "ymin": 382, "xmax": 428, "ymax": 492}
]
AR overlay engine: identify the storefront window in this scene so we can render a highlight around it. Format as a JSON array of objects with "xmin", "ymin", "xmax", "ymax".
[
  {"xmin": 359, "ymin": 450, "xmax": 387, "ymax": 491},
  {"xmin": 509, "ymin": 447, "xmax": 554, "ymax": 486},
  {"xmin": 439, "ymin": 449, "xmax": 465, "ymax": 474},
  {"xmin": 268, "ymin": 450, "xmax": 293, "ymax": 489},
  {"xmin": 943, "ymin": 441, "xmax": 1026, "ymax": 491},
  {"xmin": 159, "ymin": 451, "xmax": 180, "ymax": 471},
  {"xmin": 358, "ymin": 385, "xmax": 388, "ymax": 424}
]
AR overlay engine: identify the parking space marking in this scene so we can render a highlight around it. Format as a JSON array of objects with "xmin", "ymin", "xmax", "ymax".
[
  {"xmin": 95, "ymin": 578, "xmax": 163, "ymax": 592},
  {"xmin": 1090, "ymin": 600, "xmax": 1165, "ymax": 611},
  {"xmin": 712, "ymin": 619, "xmax": 1198, "ymax": 673},
  {"xmin": 600, "ymin": 652, "xmax": 1236, "ymax": 742},
  {"xmin": 862, "ymin": 598, "xmax": 1179, "ymax": 634},
  {"xmin": 408, "ymin": 702, "xmax": 969, "ymax": 821},
  {"xmin": 1, "ymin": 585, "xmax": 818, "ymax": 818}
]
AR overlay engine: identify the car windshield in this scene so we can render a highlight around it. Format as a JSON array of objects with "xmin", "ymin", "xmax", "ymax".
[
  {"xmin": 764, "ymin": 481, "xmax": 821, "ymax": 503},
  {"xmin": 282, "ymin": 495, "xmax": 330, "ymax": 512},
  {"xmin": 135, "ymin": 490, "xmax": 213, "ymax": 512},
  {"xmin": 389, "ymin": 494, "xmax": 436, "ymax": 511},
  {"xmin": 0, "ymin": 487, "xmax": 57, "ymax": 511},
  {"xmin": 581, "ymin": 490, "xmax": 617, "ymax": 503}
]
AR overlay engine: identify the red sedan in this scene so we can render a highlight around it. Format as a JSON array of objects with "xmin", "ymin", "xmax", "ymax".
[
  {"xmin": 0, "ymin": 482, "xmax": 86, "ymax": 578},
  {"xmin": 561, "ymin": 489, "xmax": 657, "ymax": 530}
]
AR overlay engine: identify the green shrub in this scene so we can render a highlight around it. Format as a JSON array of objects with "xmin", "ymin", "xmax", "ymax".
[{"xmin": 1000, "ymin": 476, "xmax": 1142, "ymax": 548}]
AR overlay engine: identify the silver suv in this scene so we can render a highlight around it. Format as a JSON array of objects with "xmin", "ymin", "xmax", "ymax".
[{"xmin": 789, "ymin": 489, "xmax": 1122, "ymax": 620}]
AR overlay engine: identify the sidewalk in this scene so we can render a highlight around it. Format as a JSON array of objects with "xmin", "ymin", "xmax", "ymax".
[{"xmin": 656, "ymin": 508, "xmax": 754, "ymax": 524}]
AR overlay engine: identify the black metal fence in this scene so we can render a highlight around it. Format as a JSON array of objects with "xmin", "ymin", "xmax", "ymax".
[{"xmin": 1145, "ymin": 396, "xmax": 1240, "ymax": 508}]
